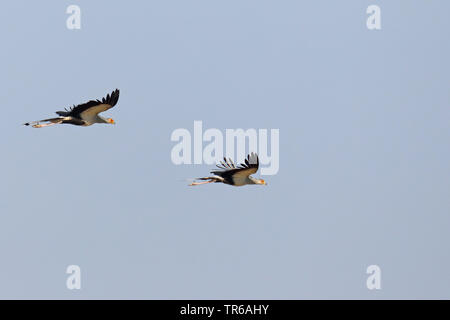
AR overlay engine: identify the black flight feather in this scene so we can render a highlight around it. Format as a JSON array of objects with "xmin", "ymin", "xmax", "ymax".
[{"xmin": 56, "ymin": 89, "xmax": 120, "ymax": 118}]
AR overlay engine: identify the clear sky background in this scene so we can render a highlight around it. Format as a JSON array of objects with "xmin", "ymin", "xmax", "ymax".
[{"xmin": 0, "ymin": 1, "xmax": 449, "ymax": 299}]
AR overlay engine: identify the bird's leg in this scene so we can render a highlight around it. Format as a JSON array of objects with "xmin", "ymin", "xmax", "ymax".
[
  {"xmin": 32, "ymin": 122, "xmax": 58, "ymax": 128},
  {"xmin": 189, "ymin": 179, "xmax": 215, "ymax": 186}
]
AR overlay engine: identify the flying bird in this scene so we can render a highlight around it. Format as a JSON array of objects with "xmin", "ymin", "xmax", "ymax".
[
  {"xmin": 24, "ymin": 89, "xmax": 120, "ymax": 128},
  {"xmin": 189, "ymin": 152, "xmax": 267, "ymax": 187}
]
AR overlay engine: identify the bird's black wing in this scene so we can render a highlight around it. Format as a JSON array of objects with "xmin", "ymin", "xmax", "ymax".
[
  {"xmin": 56, "ymin": 89, "xmax": 120, "ymax": 118},
  {"xmin": 210, "ymin": 152, "xmax": 259, "ymax": 180}
]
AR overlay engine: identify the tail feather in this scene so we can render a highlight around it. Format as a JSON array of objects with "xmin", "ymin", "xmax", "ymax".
[{"xmin": 23, "ymin": 117, "xmax": 65, "ymax": 128}]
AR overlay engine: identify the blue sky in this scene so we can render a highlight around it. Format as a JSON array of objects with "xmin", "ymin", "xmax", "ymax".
[{"xmin": 0, "ymin": 1, "xmax": 449, "ymax": 298}]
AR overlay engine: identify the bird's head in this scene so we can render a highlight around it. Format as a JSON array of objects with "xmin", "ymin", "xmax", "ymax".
[
  {"xmin": 257, "ymin": 179, "xmax": 267, "ymax": 186},
  {"xmin": 107, "ymin": 118, "xmax": 115, "ymax": 125}
]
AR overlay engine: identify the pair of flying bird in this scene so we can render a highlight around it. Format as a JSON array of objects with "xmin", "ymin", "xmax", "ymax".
[{"xmin": 24, "ymin": 89, "xmax": 267, "ymax": 187}]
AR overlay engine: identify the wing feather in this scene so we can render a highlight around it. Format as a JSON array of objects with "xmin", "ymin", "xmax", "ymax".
[
  {"xmin": 210, "ymin": 153, "xmax": 259, "ymax": 179},
  {"xmin": 56, "ymin": 89, "xmax": 120, "ymax": 118}
]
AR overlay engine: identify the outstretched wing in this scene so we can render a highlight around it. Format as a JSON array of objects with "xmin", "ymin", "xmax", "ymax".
[
  {"xmin": 56, "ymin": 89, "xmax": 120, "ymax": 118},
  {"xmin": 211, "ymin": 152, "xmax": 259, "ymax": 180}
]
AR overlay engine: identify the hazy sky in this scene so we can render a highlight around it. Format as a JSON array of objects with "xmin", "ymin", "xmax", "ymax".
[{"xmin": 0, "ymin": 1, "xmax": 449, "ymax": 299}]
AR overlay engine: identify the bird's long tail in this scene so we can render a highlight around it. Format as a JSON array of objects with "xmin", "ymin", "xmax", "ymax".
[
  {"xmin": 188, "ymin": 176, "xmax": 223, "ymax": 186},
  {"xmin": 23, "ymin": 117, "xmax": 64, "ymax": 128}
]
